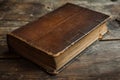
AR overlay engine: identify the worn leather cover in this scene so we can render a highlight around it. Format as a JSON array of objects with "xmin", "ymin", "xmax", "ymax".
[
  {"xmin": 8, "ymin": 3, "xmax": 109, "ymax": 56},
  {"xmin": 7, "ymin": 3, "xmax": 109, "ymax": 74}
]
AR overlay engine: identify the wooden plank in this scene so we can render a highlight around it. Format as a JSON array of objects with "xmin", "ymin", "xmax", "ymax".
[
  {"xmin": 0, "ymin": 21, "xmax": 29, "ymax": 27},
  {"xmin": 0, "ymin": 1, "xmax": 46, "ymax": 21}
]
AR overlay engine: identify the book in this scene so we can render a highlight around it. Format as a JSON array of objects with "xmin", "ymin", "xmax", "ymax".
[{"xmin": 7, "ymin": 3, "xmax": 110, "ymax": 74}]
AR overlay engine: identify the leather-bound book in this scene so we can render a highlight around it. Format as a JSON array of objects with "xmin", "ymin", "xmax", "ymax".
[{"xmin": 7, "ymin": 3, "xmax": 110, "ymax": 74}]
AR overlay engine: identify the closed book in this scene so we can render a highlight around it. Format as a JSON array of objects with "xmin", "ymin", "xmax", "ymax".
[{"xmin": 7, "ymin": 3, "xmax": 110, "ymax": 74}]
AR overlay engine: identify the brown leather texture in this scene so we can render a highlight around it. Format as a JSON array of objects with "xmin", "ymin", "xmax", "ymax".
[{"xmin": 11, "ymin": 3, "xmax": 109, "ymax": 55}]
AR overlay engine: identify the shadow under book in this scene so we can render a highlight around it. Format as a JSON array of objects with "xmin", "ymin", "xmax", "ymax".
[{"xmin": 7, "ymin": 3, "xmax": 110, "ymax": 74}]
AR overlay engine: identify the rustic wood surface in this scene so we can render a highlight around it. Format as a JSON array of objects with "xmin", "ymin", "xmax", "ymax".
[{"xmin": 0, "ymin": 0, "xmax": 120, "ymax": 80}]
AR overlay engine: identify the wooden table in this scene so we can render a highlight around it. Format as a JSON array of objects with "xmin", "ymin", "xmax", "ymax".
[{"xmin": 0, "ymin": 0, "xmax": 120, "ymax": 80}]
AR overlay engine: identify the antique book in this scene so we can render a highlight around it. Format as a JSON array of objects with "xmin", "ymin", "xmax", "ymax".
[{"xmin": 7, "ymin": 3, "xmax": 110, "ymax": 74}]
